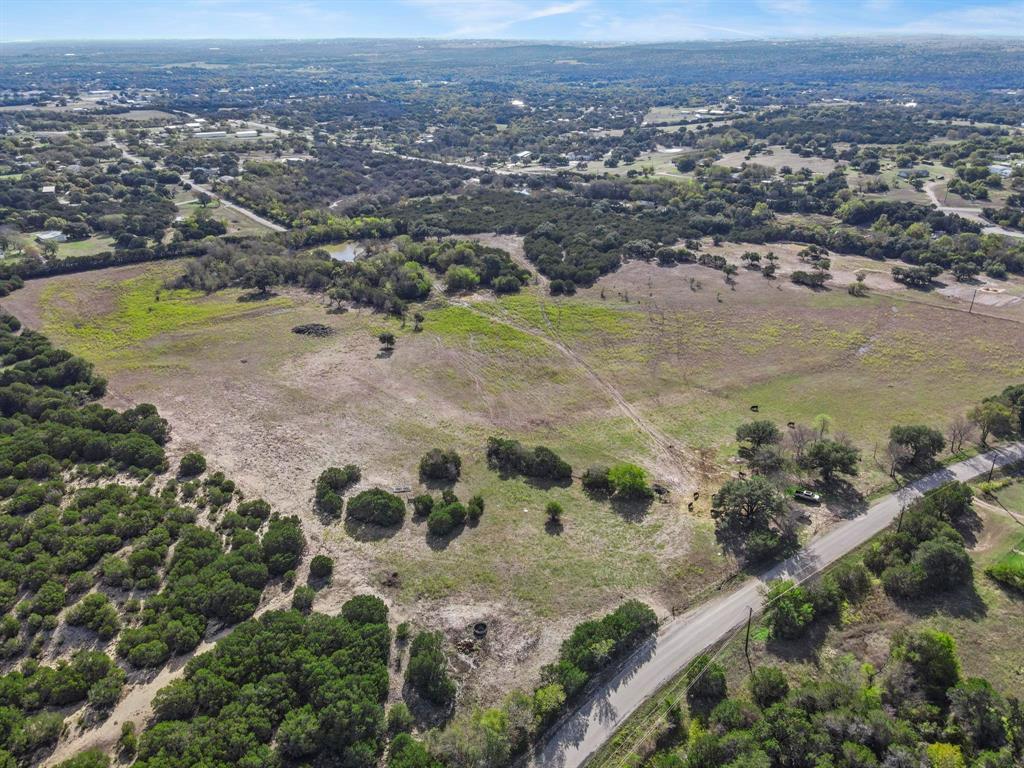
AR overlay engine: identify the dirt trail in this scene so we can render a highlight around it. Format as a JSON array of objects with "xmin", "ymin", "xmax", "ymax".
[
  {"xmin": 452, "ymin": 294, "xmax": 693, "ymax": 491},
  {"xmin": 973, "ymin": 496, "xmax": 1024, "ymax": 528},
  {"xmin": 43, "ymin": 587, "xmax": 295, "ymax": 766}
]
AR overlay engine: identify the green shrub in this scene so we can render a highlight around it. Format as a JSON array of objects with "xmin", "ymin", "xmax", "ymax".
[
  {"xmin": 387, "ymin": 702, "xmax": 415, "ymax": 734},
  {"xmin": 309, "ymin": 554, "xmax": 333, "ymax": 580},
  {"xmin": 178, "ymin": 452, "xmax": 207, "ymax": 477},
  {"xmin": 986, "ymin": 538, "xmax": 1024, "ymax": 592},
  {"xmin": 467, "ymin": 495, "xmax": 484, "ymax": 521},
  {"xmin": 546, "ymin": 501, "xmax": 563, "ymax": 523},
  {"xmin": 315, "ymin": 465, "xmax": 361, "ymax": 517},
  {"xmin": 341, "ymin": 594, "xmax": 389, "ymax": 626},
  {"xmin": 418, "ymin": 449, "xmax": 462, "ymax": 483},
  {"xmin": 406, "ymin": 631, "xmax": 455, "ymax": 705},
  {"xmin": 346, "ymin": 488, "xmax": 405, "ymax": 527},
  {"xmin": 262, "ymin": 516, "xmax": 306, "ymax": 576},
  {"xmin": 749, "ymin": 666, "xmax": 789, "ymax": 709},
  {"xmin": 581, "ymin": 466, "xmax": 612, "ymax": 495},
  {"xmin": 411, "ymin": 494, "xmax": 434, "ymax": 516},
  {"xmin": 607, "ymin": 463, "xmax": 653, "ymax": 499},
  {"xmin": 292, "ymin": 585, "xmax": 315, "ymax": 613},
  {"xmin": 485, "ymin": 437, "xmax": 572, "ymax": 480},
  {"xmin": 66, "ymin": 593, "xmax": 121, "ymax": 639}
]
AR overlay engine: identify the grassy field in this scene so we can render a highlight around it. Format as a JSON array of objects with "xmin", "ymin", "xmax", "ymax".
[
  {"xmin": 719, "ymin": 146, "xmax": 838, "ymax": 174},
  {"xmin": 590, "ymin": 486, "xmax": 1024, "ymax": 768},
  {"xmin": 177, "ymin": 197, "xmax": 273, "ymax": 236},
  {"xmin": 2, "ymin": 254, "xmax": 1021, "ymax": 701},
  {"xmin": 589, "ymin": 150, "xmax": 690, "ymax": 178},
  {"xmin": 34, "ymin": 263, "xmax": 293, "ymax": 367},
  {"xmin": 55, "ymin": 234, "xmax": 116, "ymax": 258}
]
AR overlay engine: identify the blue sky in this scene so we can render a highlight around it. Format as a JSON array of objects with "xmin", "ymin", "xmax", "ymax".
[{"xmin": 2, "ymin": 0, "xmax": 1022, "ymax": 42}]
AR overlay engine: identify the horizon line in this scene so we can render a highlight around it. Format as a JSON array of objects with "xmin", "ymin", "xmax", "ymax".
[{"xmin": 3, "ymin": 32, "xmax": 1023, "ymax": 45}]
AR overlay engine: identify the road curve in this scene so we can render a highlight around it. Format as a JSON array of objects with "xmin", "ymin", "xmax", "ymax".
[
  {"xmin": 532, "ymin": 442, "xmax": 1024, "ymax": 768},
  {"xmin": 924, "ymin": 181, "xmax": 1024, "ymax": 240}
]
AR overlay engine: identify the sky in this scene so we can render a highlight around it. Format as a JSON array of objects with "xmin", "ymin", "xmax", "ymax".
[{"xmin": 2, "ymin": 0, "xmax": 1023, "ymax": 42}]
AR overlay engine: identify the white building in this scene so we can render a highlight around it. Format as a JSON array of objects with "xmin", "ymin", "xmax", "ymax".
[{"xmin": 35, "ymin": 230, "xmax": 67, "ymax": 243}]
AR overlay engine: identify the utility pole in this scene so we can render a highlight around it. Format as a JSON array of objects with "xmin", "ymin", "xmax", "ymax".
[
  {"xmin": 744, "ymin": 606, "xmax": 754, "ymax": 674},
  {"xmin": 968, "ymin": 288, "xmax": 978, "ymax": 315},
  {"xmin": 896, "ymin": 501, "xmax": 907, "ymax": 533},
  {"xmin": 988, "ymin": 453, "xmax": 998, "ymax": 482}
]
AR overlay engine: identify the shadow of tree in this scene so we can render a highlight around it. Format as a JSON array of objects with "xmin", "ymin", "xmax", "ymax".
[
  {"xmin": 611, "ymin": 495, "xmax": 653, "ymax": 521},
  {"xmin": 765, "ymin": 618, "xmax": 832, "ymax": 663},
  {"xmin": 401, "ymin": 681, "xmax": 453, "ymax": 730},
  {"xmin": 425, "ymin": 525, "xmax": 465, "ymax": 551},
  {"xmin": 343, "ymin": 517, "xmax": 402, "ymax": 542},
  {"xmin": 823, "ymin": 479, "xmax": 869, "ymax": 519},
  {"xmin": 237, "ymin": 290, "xmax": 278, "ymax": 303},
  {"xmin": 895, "ymin": 579, "xmax": 988, "ymax": 621}
]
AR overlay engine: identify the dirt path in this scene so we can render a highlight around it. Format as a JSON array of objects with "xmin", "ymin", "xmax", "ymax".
[
  {"xmin": 452, "ymin": 294, "xmax": 693, "ymax": 491},
  {"xmin": 43, "ymin": 587, "xmax": 296, "ymax": 766},
  {"xmin": 973, "ymin": 496, "xmax": 1024, "ymax": 528}
]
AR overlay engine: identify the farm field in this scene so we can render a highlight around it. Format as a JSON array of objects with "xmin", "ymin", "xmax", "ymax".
[{"xmin": 3, "ymin": 249, "xmax": 1022, "ymax": 700}]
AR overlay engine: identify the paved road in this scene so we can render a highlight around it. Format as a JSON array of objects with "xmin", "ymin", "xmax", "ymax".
[
  {"xmin": 187, "ymin": 180, "xmax": 288, "ymax": 233},
  {"xmin": 925, "ymin": 181, "xmax": 1024, "ymax": 240},
  {"xmin": 532, "ymin": 442, "xmax": 1024, "ymax": 768},
  {"xmin": 110, "ymin": 138, "xmax": 288, "ymax": 233}
]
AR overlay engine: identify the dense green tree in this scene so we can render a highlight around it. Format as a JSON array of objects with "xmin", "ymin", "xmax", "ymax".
[
  {"xmin": 418, "ymin": 449, "xmax": 462, "ymax": 483},
  {"xmin": 736, "ymin": 421, "xmax": 782, "ymax": 459},
  {"xmin": 406, "ymin": 631, "xmax": 455, "ymax": 706},
  {"xmin": 761, "ymin": 580, "xmax": 815, "ymax": 640},
  {"xmin": 347, "ymin": 488, "xmax": 405, "ymax": 527},
  {"xmin": 889, "ymin": 424, "xmax": 945, "ymax": 465},
  {"xmin": 800, "ymin": 439, "xmax": 860, "ymax": 482},
  {"xmin": 711, "ymin": 476, "xmax": 786, "ymax": 537}
]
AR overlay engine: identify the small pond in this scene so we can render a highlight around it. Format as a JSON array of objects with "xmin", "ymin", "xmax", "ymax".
[{"xmin": 328, "ymin": 243, "xmax": 362, "ymax": 262}]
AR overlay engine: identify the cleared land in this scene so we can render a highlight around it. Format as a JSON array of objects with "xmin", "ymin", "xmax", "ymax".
[
  {"xmin": 719, "ymin": 146, "xmax": 838, "ymax": 174},
  {"xmin": 3, "ymin": 250, "xmax": 1023, "ymax": 700}
]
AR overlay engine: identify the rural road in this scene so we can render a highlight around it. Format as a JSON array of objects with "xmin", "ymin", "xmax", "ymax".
[
  {"xmin": 531, "ymin": 442, "xmax": 1024, "ymax": 768},
  {"xmin": 110, "ymin": 138, "xmax": 288, "ymax": 233},
  {"xmin": 187, "ymin": 180, "xmax": 288, "ymax": 233},
  {"xmin": 924, "ymin": 181, "xmax": 1023, "ymax": 239}
]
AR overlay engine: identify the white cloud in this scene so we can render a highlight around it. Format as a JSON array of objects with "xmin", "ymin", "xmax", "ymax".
[
  {"xmin": 406, "ymin": 0, "xmax": 590, "ymax": 37},
  {"xmin": 895, "ymin": 1, "xmax": 1024, "ymax": 34},
  {"xmin": 757, "ymin": 0, "xmax": 812, "ymax": 14}
]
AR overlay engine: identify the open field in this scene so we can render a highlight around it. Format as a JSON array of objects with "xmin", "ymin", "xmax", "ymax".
[
  {"xmin": 2, "ymin": 252, "xmax": 1022, "ymax": 701},
  {"xmin": 177, "ymin": 197, "xmax": 273, "ymax": 236},
  {"xmin": 719, "ymin": 146, "xmax": 839, "ymax": 174},
  {"xmin": 590, "ymin": 149, "xmax": 690, "ymax": 178},
  {"xmin": 55, "ymin": 234, "xmax": 116, "ymax": 258}
]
